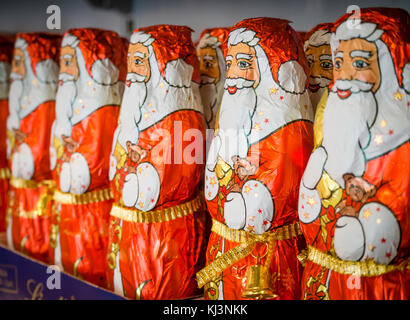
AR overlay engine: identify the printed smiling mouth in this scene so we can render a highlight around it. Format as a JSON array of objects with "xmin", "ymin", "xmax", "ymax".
[
  {"xmin": 337, "ymin": 89, "xmax": 352, "ymax": 99},
  {"xmin": 308, "ymin": 83, "xmax": 320, "ymax": 92},
  {"xmin": 227, "ymin": 86, "xmax": 237, "ymax": 94}
]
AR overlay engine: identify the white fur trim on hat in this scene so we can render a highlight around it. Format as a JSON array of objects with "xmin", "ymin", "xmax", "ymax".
[
  {"xmin": 277, "ymin": 60, "xmax": 307, "ymax": 94},
  {"xmin": 164, "ymin": 58, "xmax": 193, "ymax": 88},
  {"xmin": 403, "ymin": 63, "xmax": 410, "ymax": 94},
  {"xmin": 91, "ymin": 58, "xmax": 120, "ymax": 85}
]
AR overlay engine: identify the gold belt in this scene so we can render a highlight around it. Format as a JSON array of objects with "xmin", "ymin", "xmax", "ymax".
[
  {"xmin": 110, "ymin": 193, "xmax": 204, "ymax": 224},
  {"xmin": 10, "ymin": 177, "xmax": 55, "ymax": 189},
  {"xmin": 307, "ymin": 246, "xmax": 410, "ymax": 277},
  {"xmin": 9, "ymin": 178, "xmax": 55, "ymax": 218},
  {"xmin": 0, "ymin": 167, "xmax": 10, "ymax": 180},
  {"xmin": 53, "ymin": 188, "xmax": 113, "ymax": 205},
  {"xmin": 196, "ymin": 219, "xmax": 303, "ymax": 288}
]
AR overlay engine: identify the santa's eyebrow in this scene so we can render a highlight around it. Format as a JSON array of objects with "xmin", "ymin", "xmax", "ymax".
[
  {"xmin": 334, "ymin": 51, "xmax": 343, "ymax": 59},
  {"xmin": 319, "ymin": 54, "xmax": 332, "ymax": 61},
  {"xmin": 133, "ymin": 51, "xmax": 145, "ymax": 58},
  {"xmin": 14, "ymin": 55, "xmax": 23, "ymax": 60},
  {"xmin": 226, "ymin": 55, "xmax": 233, "ymax": 62},
  {"xmin": 236, "ymin": 53, "xmax": 252, "ymax": 60},
  {"xmin": 350, "ymin": 50, "xmax": 371, "ymax": 59},
  {"xmin": 63, "ymin": 54, "xmax": 73, "ymax": 59},
  {"xmin": 203, "ymin": 54, "xmax": 214, "ymax": 61}
]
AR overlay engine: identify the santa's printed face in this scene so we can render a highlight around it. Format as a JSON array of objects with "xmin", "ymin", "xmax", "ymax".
[
  {"xmin": 11, "ymin": 48, "xmax": 26, "ymax": 80},
  {"xmin": 198, "ymin": 46, "xmax": 220, "ymax": 85},
  {"xmin": 299, "ymin": 18, "xmax": 408, "ymax": 266},
  {"xmin": 59, "ymin": 45, "xmax": 79, "ymax": 81},
  {"xmin": 333, "ymin": 38, "xmax": 380, "ymax": 95},
  {"xmin": 225, "ymin": 42, "xmax": 260, "ymax": 90},
  {"xmin": 127, "ymin": 42, "xmax": 151, "ymax": 83},
  {"xmin": 304, "ymin": 28, "xmax": 333, "ymax": 108},
  {"xmin": 305, "ymin": 45, "xmax": 332, "ymax": 92}
]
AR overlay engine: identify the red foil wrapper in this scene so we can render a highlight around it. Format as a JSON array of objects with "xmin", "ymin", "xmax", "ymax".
[
  {"xmin": 107, "ymin": 24, "xmax": 206, "ymax": 299},
  {"xmin": 0, "ymin": 34, "xmax": 14, "ymax": 236},
  {"xmin": 50, "ymin": 28, "xmax": 127, "ymax": 288},
  {"xmin": 6, "ymin": 33, "xmax": 60, "ymax": 263},
  {"xmin": 298, "ymin": 8, "xmax": 410, "ymax": 300},
  {"xmin": 202, "ymin": 17, "xmax": 314, "ymax": 300}
]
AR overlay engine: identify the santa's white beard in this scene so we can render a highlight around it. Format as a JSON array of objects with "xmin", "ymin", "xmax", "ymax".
[
  {"xmin": 7, "ymin": 79, "xmax": 24, "ymax": 131},
  {"xmin": 199, "ymin": 81, "xmax": 217, "ymax": 126},
  {"xmin": 322, "ymin": 88, "xmax": 377, "ymax": 187},
  {"xmin": 117, "ymin": 79, "xmax": 147, "ymax": 150},
  {"xmin": 216, "ymin": 85, "xmax": 256, "ymax": 167},
  {"xmin": 54, "ymin": 80, "xmax": 76, "ymax": 140}
]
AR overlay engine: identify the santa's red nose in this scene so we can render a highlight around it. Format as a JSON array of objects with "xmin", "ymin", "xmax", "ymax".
[
  {"xmin": 337, "ymin": 89, "xmax": 351, "ymax": 99},
  {"xmin": 227, "ymin": 86, "xmax": 237, "ymax": 94}
]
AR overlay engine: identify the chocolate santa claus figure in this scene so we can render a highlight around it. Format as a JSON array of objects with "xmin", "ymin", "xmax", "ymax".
[
  {"xmin": 107, "ymin": 25, "xmax": 206, "ymax": 300},
  {"xmin": 304, "ymin": 23, "xmax": 333, "ymax": 112},
  {"xmin": 196, "ymin": 27, "xmax": 230, "ymax": 129},
  {"xmin": 0, "ymin": 35, "xmax": 14, "ymax": 244},
  {"xmin": 298, "ymin": 8, "xmax": 410, "ymax": 300},
  {"xmin": 49, "ymin": 28, "xmax": 127, "ymax": 288},
  {"xmin": 6, "ymin": 33, "xmax": 60, "ymax": 263},
  {"xmin": 198, "ymin": 17, "xmax": 314, "ymax": 300}
]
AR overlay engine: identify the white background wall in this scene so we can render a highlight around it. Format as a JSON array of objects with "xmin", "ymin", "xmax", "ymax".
[{"xmin": 0, "ymin": 0, "xmax": 408, "ymax": 41}]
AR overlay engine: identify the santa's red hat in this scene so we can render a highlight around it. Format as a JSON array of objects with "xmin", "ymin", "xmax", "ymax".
[
  {"xmin": 304, "ymin": 23, "xmax": 333, "ymax": 51},
  {"xmin": 130, "ymin": 25, "xmax": 200, "ymax": 83},
  {"xmin": 198, "ymin": 27, "xmax": 231, "ymax": 57},
  {"xmin": 62, "ymin": 28, "xmax": 128, "ymax": 83},
  {"xmin": 230, "ymin": 17, "xmax": 309, "ymax": 94},
  {"xmin": 331, "ymin": 8, "xmax": 409, "ymax": 92},
  {"xmin": 15, "ymin": 33, "xmax": 61, "ymax": 80},
  {"xmin": 0, "ymin": 34, "xmax": 15, "ymax": 63}
]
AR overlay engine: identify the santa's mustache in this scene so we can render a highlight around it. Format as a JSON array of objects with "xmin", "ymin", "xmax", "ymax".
[
  {"xmin": 224, "ymin": 77, "xmax": 255, "ymax": 90},
  {"xmin": 10, "ymin": 72, "xmax": 23, "ymax": 81},
  {"xmin": 309, "ymin": 76, "xmax": 331, "ymax": 88},
  {"xmin": 331, "ymin": 79, "xmax": 373, "ymax": 93},
  {"xmin": 59, "ymin": 72, "xmax": 75, "ymax": 82},
  {"xmin": 126, "ymin": 72, "xmax": 146, "ymax": 83},
  {"xmin": 200, "ymin": 75, "xmax": 216, "ymax": 85}
]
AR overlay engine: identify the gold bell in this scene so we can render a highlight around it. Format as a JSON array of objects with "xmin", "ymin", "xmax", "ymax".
[{"xmin": 241, "ymin": 264, "xmax": 278, "ymax": 300}]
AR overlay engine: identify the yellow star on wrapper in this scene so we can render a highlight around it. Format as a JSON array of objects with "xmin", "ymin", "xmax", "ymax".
[
  {"xmin": 138, "ymin": 166, "xmax": 143, "ymax": 174},
  {"xmin": 249, "ymin": 216, "xmax": 255, "ymax": 221},
  {"xmin": 208, "ymin": 191, "xmax": 212, "ymax": 197},
  {"xmin": 307, "ymin": 196, "xmax": 316, "ymax": 207},
  {"xmin": 246, "ymin": 224, "xmax": 254, "ymax": 232},
  {"xmin": 259, "ymin": 111, "xmax": 264, "ymax": 116},
  {"xmin": 159, "ymin": 82, "xmax": 164, "ymax": 88},
  {"xmin": 304, "ymin": 212, "xmax": 309, "ymax": 219},
  {"xmin": 368, "ymin": 244, "xmax": 375, "ymax": 252},
  {"xmin": 374, "ymin": 135, "xmax": 383, "ymax": 145},
  {"xmin": 376, "ymin": 218, "xmax": 382, "ymax": 224},
  {"xmin": 32, "ymin": 79, "xmax": 37, "ymax": 85},
  {"xmin": 75, "ymin": 109, "xmax": 80, "ymax": 115},
  {"xmin": 270, "ymin": 87, "xmax": 278, "ymax": 95},
  {"xmin": 394, "ymin": 91, "xmax": 402, "ymax": 100},
  {"xmin": 144, "ymin": 113, "xmax": 149, "ymax": 119},
  {"xmin": 209, "ymin": 177, "xmax": 217, "ymax": 186},
  {"xmin": 253, "ymin": 123, "xmax": 261, "ymax": 131},
  {"xmin": 138, "ymin": 201, "xmax": 143, "ymax": 208},
  {"xmin": 301, "ymin": 193, "xmax": 305, "ymax": 200},
  {"xmin": 363, "ymin": 209, "xmax": 372, "ymax": 220},
  {"xmin": 243, "ymin": 186, "xmax": 252, "ymax": 194},
  {"xmin": 380, "ymin": 120, "xmax": 387, "ymax": 127}
]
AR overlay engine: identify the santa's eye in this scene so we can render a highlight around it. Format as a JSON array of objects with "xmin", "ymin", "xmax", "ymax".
[
  {"xmin": 134, "ymin": 59, "xmax": 143, "ymax": 65},
  {"xmin": 238, "ymin": 60, "xmax": 250, "ymax": 69},
  {"xmin": 353, "ymin": 59, "xmax": 368, "ymax": 69},
  {"xmin": 64, "ymin": 60, "xmax": 71, "ymax": 66},
  {"xmin": 205, "ymin": 60, "xmax": 212, "ymax": 69},
  {"xmin": 334, "ymin": 58, "xmax": 342, "ymax": 69},
  {"xmin": 320, "ymin": 61, "xmax": 332, "ymax": 69},
  {"xmin": 226, "ymin": 61, "xmax": 231, "ymax": 70}
]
